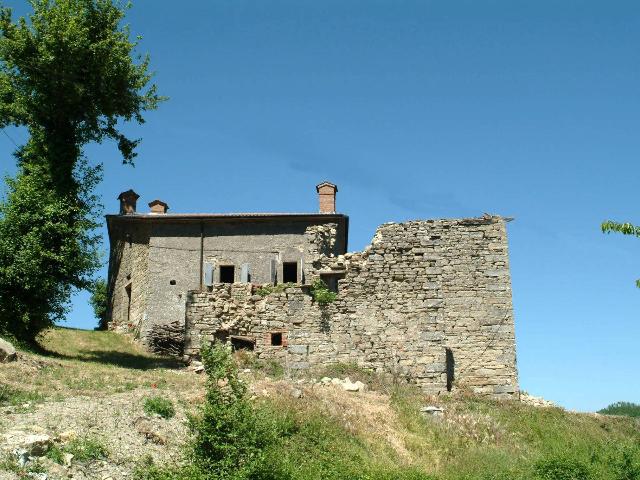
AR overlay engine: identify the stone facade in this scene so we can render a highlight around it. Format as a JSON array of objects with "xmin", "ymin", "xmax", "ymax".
[
  {"xmin": 106, "ymin": 184, "xmax": 518, "ymax": 398},
  {"xmin": 182, "ymin": 216, "xmax": 518, "ymax": 398}
]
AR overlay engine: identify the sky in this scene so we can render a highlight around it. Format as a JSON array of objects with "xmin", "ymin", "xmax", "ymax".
[{"xmin": 1, "ymin": 0, "xmax": 639, "ymax": 412}]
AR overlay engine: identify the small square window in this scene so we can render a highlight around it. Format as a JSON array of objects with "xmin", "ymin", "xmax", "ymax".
[
  {"xmin": 270, "ymin": 332, "xmax": 283, "ymax": 346},
  {"xmin": 219, "ymin": 265, "xmax": 235, "ymax": 283},
  {"xmin": 282, "ymin": 262, "xmax": 297, "ymax": 283}
]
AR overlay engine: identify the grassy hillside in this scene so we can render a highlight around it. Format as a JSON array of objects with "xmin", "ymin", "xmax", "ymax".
[{"xmin": 1, "ymin": 328, "xmax": 639, "ymax": 480}]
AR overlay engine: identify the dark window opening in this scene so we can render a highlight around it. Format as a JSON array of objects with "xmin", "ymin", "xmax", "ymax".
[
  {"xmin": 125, "ymin": 283, "xmax": 132, "ymax": 323},
  {"xmin": 445, "ymin": 348, "xmax": 455, "ymax": 392},
  {"xmin": 169, "ymin": 279, "xmax": 176, "ymax": 285},
  {"xmin": 320, "ymin": 273, "xmax": 344, "ymax": 293},
  {"xmin": 282, "ymin": 262, "xmax": 298, "ymax": 283},
  {"xmin": 230, "ymin": 336, "xmax": 255, "ymax": 351},
  {"xmin": 214, "ymin": 330, "xmax": 229, "ymax": 343},
  {"xmin": 270, "ymin": 332, "xmax": 283, "ymax": 346},
  {"xmin": 220, "ymin": 265, "xmax": 235, "ymax": 283}
]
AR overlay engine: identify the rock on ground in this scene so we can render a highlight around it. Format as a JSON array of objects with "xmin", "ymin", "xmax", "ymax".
[{"xmin": 0, "ymin": 339, "xmax": 16, "ymax": 363}]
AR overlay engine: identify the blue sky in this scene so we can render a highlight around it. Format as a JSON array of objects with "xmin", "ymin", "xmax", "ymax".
[{"xmin": 1, "ymin": 0, "xmax": 639, "ymax": 412}]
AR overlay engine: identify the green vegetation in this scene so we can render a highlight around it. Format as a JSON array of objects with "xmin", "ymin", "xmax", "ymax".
[
  {"xmin": 135, "ymin": 341, "xmax": 640, "ymax": 480},
  {"xmin": 310, "ymin": 279, "xmax": 337, "ymax": 306},
  {"xmin": 598, "ymin": 401, "xmax": 640, "ymax": 418},
  {"xmin": 90, "ymin": 279, "xmax": 109, "ymax": 330},
  {"xmin": 601, "ymin": 220, "xmax": 640, "ymax": 287},
  {"xmin": 144, "ymin": 396, "xmax": 176, "ymax": 419},
  {"xmin": 0, "ymin": 383, "xmax": 45, "ymax": 407},
  {"xmin": 47, "ymin": 436, "xmax": 109, "ymax": 464},
  {"xmin": 0, "ymin": 327, "xmax": 197, "ymax": 401},
  {"xmin": 0, "ymin": 0, "xmax": 162, "ymax": 341},
  {"xmin": 3, "ymin": 328, "xmax": 640, "ymax": 480},
  {"xmin": 255, "ymin": 283, "xmax": 297, "ymax": 297}
]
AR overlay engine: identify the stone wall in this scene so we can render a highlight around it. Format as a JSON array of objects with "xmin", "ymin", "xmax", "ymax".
[
  {"xmin": 106, "ymin": 224, "xmax": 150, "ymax": 335},
  {"xmin": 184, "ymin": 216, "xmax": 518, "ymax": 398}
]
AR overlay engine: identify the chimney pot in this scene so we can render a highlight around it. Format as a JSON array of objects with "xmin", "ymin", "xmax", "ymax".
[
  {"xmin": 316, "ymin": 182, "xmax": 338, "ymax": 213},
  {"xmin": 148, "ymin": 199, "xmax": 169, "ymax": 214},
  {"xmin": 117, "ymin": 189, "xmax": 139, "ymax": 215}
]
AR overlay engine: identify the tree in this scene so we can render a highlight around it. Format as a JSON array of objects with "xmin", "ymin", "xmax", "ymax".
[
  {"xmin": 89, "ymin": 278, "xmax": 108, "ymax": 330},
  {"xmin": 601, "ymin": 220, "xmax": 640, "ymax": 287},
  {"xmin": 0, "ymin": 0, "xmax": 162, "ymax": 341}
]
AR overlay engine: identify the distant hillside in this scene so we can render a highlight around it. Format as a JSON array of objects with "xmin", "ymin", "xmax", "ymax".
[{"xmin": 1, "ymin": 328, "xmax": 639, "ymax": 480}]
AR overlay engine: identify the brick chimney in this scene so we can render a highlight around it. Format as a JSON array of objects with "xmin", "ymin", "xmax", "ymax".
[
  {"xmin": 118, "ymin": 189, "xmax": 139, "ymax": 215},
  {"xmin": 148, "ymin": 199, "xmax": 169, "ymax": 214},
  {"xmin": 316, "ymin": 182, "xmax": 338, "ymax": 213}
]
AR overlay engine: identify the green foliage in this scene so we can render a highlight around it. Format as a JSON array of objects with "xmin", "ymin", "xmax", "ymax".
[
  {"xmin": 598, "ymin": 402, "xmax": 640, "ymax": 418},
  {"xmin": 0, "ymin": 382, "xmax": 45, "ymax": 406},
  {"xmin": 187, "ymin": 341, "xmax": 283, "ymax": 479},
  {"xmin": 601, "ymin": 221, "xmax": 640, "ymax": 287},
  {"xmin": 0, "ymin": 0, "xmax": 162, "ymax": 341},
  {"xmin": 255, "ymin": 282, "xmax": 296, "ymax": 297},
  {"xmin": 0, "ymin": 159, "xmax": 102, "ymax": 340},
  {"xmin": 46, "ymin": 436, "xmax": 108, "ymax": 464},
  {"xmin": 533, "ymin": 456, "xmax": 591, "ymax": 480},
  {"xmin": 310, "ymin": 279, "xmax": 337, "ymax": 306},
  {"xmin": 143, "ymin": 396, "xmax": 175, "ymax": 419},
  {"xmin": 90, "ymin": 278, "xmax": 109, "ymax": 330}
]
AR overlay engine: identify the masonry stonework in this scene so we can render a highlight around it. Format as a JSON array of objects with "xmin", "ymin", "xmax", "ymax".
[
  {"xmin": 183, "ymin": 216, "xmax": 517, "ymax": 398},
  {"xmin": 106, "ymin": 184, "xmax": 518, "ymax": 398}
]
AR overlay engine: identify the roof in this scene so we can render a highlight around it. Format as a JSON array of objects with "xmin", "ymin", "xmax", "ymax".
[{"xmin": 106, "ymin": 212, "xmax": 348, "ymax": 222}]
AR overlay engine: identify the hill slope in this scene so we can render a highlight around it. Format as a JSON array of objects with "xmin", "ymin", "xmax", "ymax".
[{"xmin": 1, "ymin": 328, "xmax": 638, "ymax": 479}]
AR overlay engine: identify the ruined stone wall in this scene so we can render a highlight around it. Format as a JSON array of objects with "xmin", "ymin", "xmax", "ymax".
[
  {"xmin": 107, "ymin": 217, "xmax": 346, "ymax": 352},
  {"xmin": 107, "ymin": 224, "xmax": 150, "ymax": 335},
  {"xmin": 184, "ymin": 216, "xmax": 518, "ymax": 398}
]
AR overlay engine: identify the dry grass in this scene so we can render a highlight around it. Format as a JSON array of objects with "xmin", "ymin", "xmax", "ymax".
[{"xmin": 0, "ymin": 327, "xmax": 203, "ymax": 405}]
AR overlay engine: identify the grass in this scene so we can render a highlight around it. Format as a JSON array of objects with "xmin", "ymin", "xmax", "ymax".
[
  {"xmin": 3, "ymin": 328, "xmax": 640, "ymax": 480},
  {"xmin": 0, "ymin": 327, "xmax": 202, "ymax": 402},
  {"xmin": 46, "ymin": 436, "xmax": 109, "ymax": 464},
  {"xmin": 144, "ymin": 396, "xmax": 176, "ymax": 419}
]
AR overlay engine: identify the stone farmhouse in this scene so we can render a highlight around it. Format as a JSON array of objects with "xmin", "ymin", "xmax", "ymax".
[{"xmin": 106, "ymin": 183, "xmax": 518, "ymax": 398}]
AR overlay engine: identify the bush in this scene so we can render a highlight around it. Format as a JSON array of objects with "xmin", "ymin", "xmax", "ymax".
[
  {"xmin": 187, "ymin": 341, "xmax": 285, "ymax": 479},
  {"xmin": 310, "ymin": 279, "xmax": 337, "ymax": 306},
  {"xmin": 598, "ymin": 402, "xmax": 640, "ymax": 418},
  {"xmin": 144, "ymin": 396, "xmax": 175, "ymax": 419},
  {"xmin": 90, "ymin": 279, "xmax": 109, "ymax": 330}
]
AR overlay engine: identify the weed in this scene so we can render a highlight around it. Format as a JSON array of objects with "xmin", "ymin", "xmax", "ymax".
[
  {"xmin": 144, "ymin": 396, "xmax": 175, "ymax": 419},
  {"xmin": 310, "ymin": 279, "xmax": 337, "ymax": 305},
  {"xmin": 0, "ymin": 383, "xmax": 45, "ymax": 406},
  {"xmin": 47, "ymin": 437, "xmax": 108, "ymax": 464},
  {"xmin": 255, "ymin": 283, "xmax": 297, "ymax": 297}
]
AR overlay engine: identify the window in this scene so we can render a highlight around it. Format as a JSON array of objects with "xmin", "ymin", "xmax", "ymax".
[
  {"xmin": 445, "ymin": 348, "xmax": 455, "ymax": 392},
  {"xmin": 125, "ymin": 283, "xmax": 132, "ymax": 323},
  {"xmin": 219, "ymin": 265, "xmax": 235, "ymax": 283},
  {"xmin": 230, "ymin": 335, "xmax": 255, "ymax": 351},
  {"xmin": 270, "ymin": 332, "xmax": 283, "ymax": 346},
  {"xmin": 282, "ymin": 262, "xmax": 297, "ymax": 283}
]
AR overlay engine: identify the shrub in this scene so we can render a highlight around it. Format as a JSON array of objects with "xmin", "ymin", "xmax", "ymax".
[
  {"xmin": 310, "ymin": 279, "xmax": 337, "ymax": 306},
  {"xmin": 188, "ymin": 341, "xmax": 283, "ymax": 479},
  {"xmin": 598, "ymin": 402, "xmax": 640, "ymax": 418},
  {"xmin": 144, "ymin": 396, "xmax": 175, "ymax": 419},
  {"xmin": 90, "ymin": 279, "xmax": 109, "ymax": 330}
]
